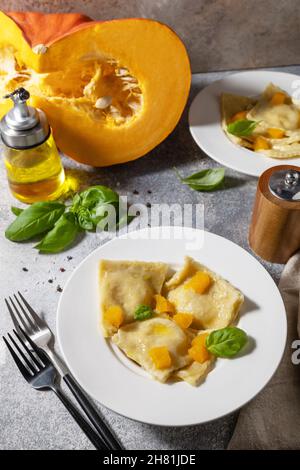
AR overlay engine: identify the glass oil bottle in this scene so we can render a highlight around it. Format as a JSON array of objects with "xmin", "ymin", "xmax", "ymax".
[{"xmin": 0, "ymin": 88, "xmax": 65, "ymax": 203}]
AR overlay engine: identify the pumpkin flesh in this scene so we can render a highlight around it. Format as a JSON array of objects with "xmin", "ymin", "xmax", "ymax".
[{"xmin": 0, "ymin": 12, "xmax": 191, "ymax": 166}]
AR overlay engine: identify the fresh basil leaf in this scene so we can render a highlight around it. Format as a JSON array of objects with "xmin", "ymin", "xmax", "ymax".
[
  {"xmin": 206, "ymin": 327, "xmax": 248, "ymax": 358},
  {"xmin": 227, "ymin": 119, "xmax": 258, "ymax": 137},
  {"xmin": 80, "ymin": 185, "xmax": 119, "ymax": 209},
  {"xmin": 77, "ymin": 207, "xmax": 94, "ymax": 231},
  {"xmin": 134, "ymin": 305, "xmax": 154, "ymax": 321},
  {"xmin": 175, "ymin": 167, "xmax": 225, "ymax": 191},
  {"xmin": 71, "ymin": 193, "xmax": 82, "ymax": 212},
  {"xmin": 35, "ymin": 212, "xmax": 79, "ymax": 253},
  {"xmin": 11, "ymin": 206, "xmax": 24, "ymax": 216},
  {"xmin": 71, "ymin": 185, "xmax": 120, "ymax": 231},
  {"xmin": 5, "ymin": 201, "xmax": 65, "ymax": 242}
]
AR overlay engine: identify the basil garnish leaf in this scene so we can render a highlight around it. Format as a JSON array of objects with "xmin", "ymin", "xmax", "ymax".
[
  {"xmin": 206, "ymin": 327, "xmax": 248, "ymax": 358},
  {"xmin": 227, "ymin": 119, "xmax": 258, "ymax": 137},
  {"xmin": 134, "ymin": 305, "xmax": 154, "ymax": 321},
  {"xmin": 35, "ymin": 213, "xmax": 79, "ymax": 253},
  {"xmin": 175, "ymin": 167, "xmax": 225, "ymax": 191},
  {"xmin": 5, "ymin": 201, "xmax": 65, "ymax": 242},
  {"xmin": 11, "ymin": 206, "xmax": 24, "ymax": 216}
]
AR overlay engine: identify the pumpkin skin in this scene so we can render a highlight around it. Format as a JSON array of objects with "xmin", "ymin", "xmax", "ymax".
[{"xmin": 0, "ymin": 11, "xmax": 191, "ymax": 167}]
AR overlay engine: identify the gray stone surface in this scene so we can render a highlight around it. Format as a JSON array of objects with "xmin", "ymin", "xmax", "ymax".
[
  {"xmin": 0, "ymin": 65, "xmax": 296, "ymax": 450},
  {"xmin": 2, "ymin": 0, "xmax": 300, "ymax": 73}
]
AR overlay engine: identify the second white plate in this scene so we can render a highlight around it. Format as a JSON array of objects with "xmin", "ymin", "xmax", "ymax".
[{"xmin": 189, "ymin": 70, "xmax": 300, "ymax": 177}]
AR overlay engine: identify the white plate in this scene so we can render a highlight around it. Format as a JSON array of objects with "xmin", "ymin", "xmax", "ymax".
[
  {"xmin": 189, "ymin": 70, "xmax": 300, "ymax": 177},
  {"xmin": 57, "ymin": 227, "xmax": 286, "ymax": 426}
]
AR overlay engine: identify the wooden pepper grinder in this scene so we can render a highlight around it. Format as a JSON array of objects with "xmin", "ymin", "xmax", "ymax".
[{"xmin": 249, "ymin": 165, "xmax": 300, "ymax": 263}]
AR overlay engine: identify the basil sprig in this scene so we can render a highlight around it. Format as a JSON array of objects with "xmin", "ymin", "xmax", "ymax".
[
  {"xmin": 206, "ymin": 326, "xmax": 248, "ymax": 358},
  {"xmin": 227, "ymin": 119, "xmax": 258, "ymax": 137},
  {"xmin": 175, "ymin": 167, "xmax": 225, "ymax": 191},
  {"xmin": 5, "ymin": 185, "xmax": 128, "ymax": 253},
  {"xmin": 71, "ymin": 185, "xmax": 120, "ymax": 231}
]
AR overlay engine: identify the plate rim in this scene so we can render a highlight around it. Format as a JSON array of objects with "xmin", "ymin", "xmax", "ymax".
[
  {"xmin": 56, "ymin": 227, "xmax": 287, "ymax": 427},
  {"xmin": 189, "ymin": 69, "xmax": 300, "ymax": 177}
]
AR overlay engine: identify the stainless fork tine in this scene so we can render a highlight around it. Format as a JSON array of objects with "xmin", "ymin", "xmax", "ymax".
[
  {"xmin": 5, "ymin": 297, "xmax": 32, "ymax": 333},
  {"xmin": 13, "ymin": 329, "xmax": 43, "ymax": 370},
  {"xmin": 2, "ymin": 335, "xmax": 32, "ymax": 379},
  {"xmin": 5, "ymin": 298, "xmax": 21, "ymax": 332},
  {"xmin": 14, "ymin": 294, "xmax": 39, "ymax": 331},
  {"xmin": 19, "ymin": 326, "xmax": 47, "ymax": 363},
  {"xmin": 10, "ymin": 295, "xmax": 37, "ymax": 331},
  {"xmin": 17, "ymin": 291, "xmax": 44, "ymax": 329},
  {"xmin": 5, "ymin": 332, "xmax": 37, "ymax": 374}
]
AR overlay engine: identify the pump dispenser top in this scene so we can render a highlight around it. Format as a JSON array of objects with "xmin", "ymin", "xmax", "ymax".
[{"xmin": 0, "ymin": 87, "xmax": 50, "ymax": 149}]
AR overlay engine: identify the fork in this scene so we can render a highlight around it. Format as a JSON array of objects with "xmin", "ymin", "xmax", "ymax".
[
  {"xmin": 5, "ymin": 292, "xmax": 122, "ymax": 450},
  {"xmin": 3, "ymin": 328, "xmax": 107, "ymax": 450}
]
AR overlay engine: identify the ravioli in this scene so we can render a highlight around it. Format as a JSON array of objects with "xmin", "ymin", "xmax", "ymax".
[
  {"xmin": 99, "ymin": 257, "xmax": 245, "ymax": 387},
  {"xmin": 261, "ymin": 143, "xmax": 300, "ymax": 159},
  {"xmin": 221, "ymin": 82, "xmax": 300, "ymax": 159},
  {"xmin": 166, "ymin": 257, "xmax": 244, "ymax": 330},
  {"xmin": 99, "ymin": 260, "xmax": 168, "ymax": 336},
  {"xmin": 112, "ymin": 317, "xmax": 191, "ymax": 382},
  {"xmin": 247, "ymin": 83, "xmax": 299, "ymax": 131},
  {"xmin": 221, "ymin": 92, "xmax": 256, "ymax": 149},
  {"xmin": 174, "ymin": 330, "xmax": 215, "ymax": 386},
  {"xmin": 175, "ymin": 360, "xmax": 214, "ymax": 386}
]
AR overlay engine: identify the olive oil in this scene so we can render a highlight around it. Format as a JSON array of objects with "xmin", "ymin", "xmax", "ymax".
[
  {"xmin": 0, "ymin": 87, "xmax": 65, "ymax": 204},
  {"xmin": 3, "ymin": 133, "xmax": 65, "ymax": 203}
]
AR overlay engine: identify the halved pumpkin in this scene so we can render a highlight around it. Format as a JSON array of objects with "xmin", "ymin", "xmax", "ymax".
[{"xmin": 0, "ymin": 11, "xmax": 191, "ymax": 166}]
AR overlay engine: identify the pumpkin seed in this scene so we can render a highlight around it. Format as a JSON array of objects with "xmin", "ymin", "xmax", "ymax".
[
  {"xmin": 121, "ymin": 76, "xmax": 137, "ymax": 83},
  {"xmin": 116, "ymin": 67, "xmax": 129, "ymax": 76},
  {"xmin": 122, "ymin": 83, "xmax": 139, "ymax": 91},
  {"xmin": 128, "ymin": 101, "xmax": 141, "ymax": 111},
  {"xmin": 95, "ymin": 96, "xmax": 113, "ymax": 109}
]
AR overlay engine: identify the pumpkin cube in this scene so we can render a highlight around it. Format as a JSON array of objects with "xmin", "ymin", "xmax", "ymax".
[
  {"xmin": 271, "ymin": 92, "xmax": 286, "ymax": 106},
  {"xmin": 267, "ymin": 128, "xmax": 285, "ymax": 139},
  {"xmin": 188, "ymin": 333, "xmax": 211, "ymax": 363},
  {"xmin": 229, "ymin": 110, "xmax": 248, "ymax": 123},
  {"xmin": 154, "ymin": 294, "xmax": 175, "ymax": 314},
  {"xmin": 254, "ymin": 136, "xmax": 270, "ymax": 151},
  {"xmin": 149, "ymin": 346, "xmax": 172, "ymax": 369},
  {"xmin": 184, "ymin": 271, "xmax": 212, "ymax": 294},
  {"xmin": 104, "ymin": 305, "xmax": 124, "ymax": 328},
  {"xmin": 173, "ymin": 313, "xmax": 193, "ymax": 329}
]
